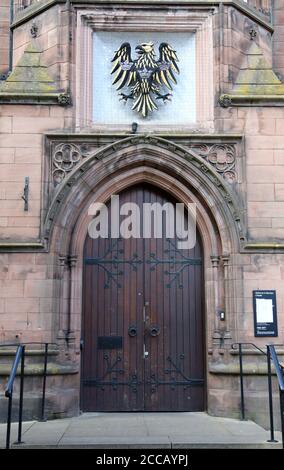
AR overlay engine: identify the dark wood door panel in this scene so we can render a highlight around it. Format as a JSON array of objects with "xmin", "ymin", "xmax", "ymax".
[{"xmin": 81, "ymin": 184, "xmax": 205, "ymax": 412}]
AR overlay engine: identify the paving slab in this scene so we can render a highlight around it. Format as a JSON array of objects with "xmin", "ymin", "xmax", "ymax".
[{"xmin": 0, "ymin": 412, "xmax": 282, "ymax": 449}]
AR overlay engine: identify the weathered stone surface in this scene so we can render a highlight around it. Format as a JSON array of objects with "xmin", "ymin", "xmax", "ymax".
[
  {"xmin": 0, "ymin": 1, "xmax": 283, "ymax": 431},
  {"xmin": 232, "ymin": 43, "xmax": 284, "ymax": 94},
  {"xmin": 0, "ymin": 42, "xmax": 57, "ymax": 94}
]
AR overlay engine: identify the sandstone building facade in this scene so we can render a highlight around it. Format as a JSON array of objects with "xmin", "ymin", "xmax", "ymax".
[{"xmin": 0, "ymin": 0, "xmax": 284, "ymax": 426}]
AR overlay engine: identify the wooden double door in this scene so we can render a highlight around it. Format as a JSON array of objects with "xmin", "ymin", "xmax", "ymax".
[{"xmin": 81, "ymin": 184, "xmax": 205, "ymax": 412}]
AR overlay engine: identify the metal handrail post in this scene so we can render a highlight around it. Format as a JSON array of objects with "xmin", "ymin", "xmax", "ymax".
[
  {"xmin": 5, "ymin": 345, "xmax": 23, "ymax": 449},
  {"xmin": 16, "ymin": 345, "xmax": 25, "ymax": 444},
  {"xmin": 239, "ymin": 343, "xmax": 245, "ymax": 420},
  {"xmin": 280, "ymin": 391, "xmax": 284, "ymax": 449},
  {"xmin": 40, "ymin": 343, "xmax": 48, "ymax": 421},
  {"xmin": 6, "ymin": 394, "xmax": 13, "ymax": 450},
  {"xmin": 266, "ymin": 345, "xmax": 278, "ymax": 442}
]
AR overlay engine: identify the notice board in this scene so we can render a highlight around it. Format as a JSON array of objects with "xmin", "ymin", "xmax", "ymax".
[{"xmin": 253, "ymin": 290, "xmax": 278, "ymax": 337}]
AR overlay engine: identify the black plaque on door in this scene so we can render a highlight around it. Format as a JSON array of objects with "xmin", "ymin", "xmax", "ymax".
[
  {"xmin": 253, "ymin": 290, "xmax": 278, "ymax": 337},
  {"xmin": 98, "ymin": 336, "xmax": 123, "ymax": 349}
]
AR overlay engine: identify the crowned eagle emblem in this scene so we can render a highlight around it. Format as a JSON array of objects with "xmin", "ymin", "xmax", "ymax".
[{"xmin": 111, "ymin": 42, "xmax": 179, "ymax": 118}]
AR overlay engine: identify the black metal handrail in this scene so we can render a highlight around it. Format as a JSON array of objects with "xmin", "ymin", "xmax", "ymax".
[
  {"xmin": 268, "ymin": 345, "xmax": 284, "ymax": 390},
  {"xmin": 232, "ymin": 342, "xmax": 284, "ymax": 447},
  {"xmin": 231, "ymin": 342, "xmax": 266, "ymax": 421},
  {"xmin": 267, "ymin": 345, "xmax": 284, "ymax": 448},
  {"xmin": 1, "ymin": 342, "xmax": 58, "ymax": 449},
  {"xmin": 5, "ymin": 345, "xmax": 24, "ymax": 399},
  {"xmin": 4, "ymin": 345, "xmax": 25, "ymax": 450}
]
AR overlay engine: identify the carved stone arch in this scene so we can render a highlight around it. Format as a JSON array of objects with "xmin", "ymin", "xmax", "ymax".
[
  {"xmin": 47, "ymin": 137, "xmax": 242, "ymax": 353},
  {"xmin": 45, "ymin": 135, "xmax": 245, "ymax": 252}
]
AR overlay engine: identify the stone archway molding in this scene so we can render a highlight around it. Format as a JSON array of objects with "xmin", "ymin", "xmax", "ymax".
[
  {"xmin": 44, "ymin": 134, "xmax": 246, "ymax": 252},
  {"xmin": 45, "ymin": 135, "xmax": 244, "ymax": 356}
]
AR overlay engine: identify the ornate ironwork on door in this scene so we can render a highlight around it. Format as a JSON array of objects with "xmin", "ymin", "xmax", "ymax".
[
  {"xmin": 146, "ymin": 356, "xmax": 204, "ymax": 393},
  {"xmin": 83, "ymin": 355, "xmax": 143, "ymax": 393},
  {"xmin": 83, "ymin": 353, "xmax": 204, "ymax": 395},
  {"xmin": 85, "ymin": 238, "xmax": 202, "ymax": 289}
]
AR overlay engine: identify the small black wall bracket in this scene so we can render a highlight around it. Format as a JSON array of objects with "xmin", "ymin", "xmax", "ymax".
[{"xmin": 22, "ymin": 177, "xmax": 29, "ymax": 211}]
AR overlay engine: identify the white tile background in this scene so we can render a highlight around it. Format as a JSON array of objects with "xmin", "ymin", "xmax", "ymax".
[{"xmin": 93, "ymin": 31, "xmax": 196, "ymax": 125}]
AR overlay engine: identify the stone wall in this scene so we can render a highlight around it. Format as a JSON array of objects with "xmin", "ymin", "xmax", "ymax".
[
  {"xmin": 0, "ymin": 3, "xmax": 71, "ymax": 344},
  {"xmin": 0, "ymin": 0, "xmax": 10, "ymax": 76},
  {"xmin": 273, "ymin": 0, "xmax": 284, "ymax": 80},
  {"xmin": 0, "ymin": 1, "xmax": 283, "ymax": 427},
  {"xmin": 12, "ymin": 3, "xmax": 72, "ymax": 92},
  {"xmin": 0, "ymin": 106, "xmax": 68, "ymax": 241},
  {"xmin": 0, "ymin": 252, "xmax": 59, "ymax": 344}
]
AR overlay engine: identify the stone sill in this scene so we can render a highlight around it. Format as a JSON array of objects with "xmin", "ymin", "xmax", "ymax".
[
  {"xmin": 0, "ymin": 349, "xmax": 59, "ymax": 357},
  {"xmin": 2, "ymin": 241, "xmax": 284, "ymax": 254},
  {"xmin": 219, "ymin": 94, "xmax": 284, "ymax": 108},
  {"xmin": 46, "ymin": 131, "xmax": 243, "ymax": 140},
  {"xmin": 242, "ymin": 243, "xmax": 284, "ymax": 253},
  {"xmin": 209, "ymin": 363, "xmax": 281, "ymax": 375},
  {"xmin": 0, "ymin": 242, "xmax": 46, "ymax": 253},
  {"xmin": 0, "ymin": 363, "xmax": 78, "ymax": 377},
  {"xmin": 0, "ymin": 93, "xmax": 71, "ymax": 106},
  {"xmin": 11, "ymin": 0, "xmax": 273, "ymax": 32},
  {"xmin": 230, "ymin": 348, "xmax": 284, "ymax": 356}
]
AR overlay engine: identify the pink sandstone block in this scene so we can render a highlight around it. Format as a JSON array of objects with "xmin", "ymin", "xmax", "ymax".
[
  {"xmin": 5, "ymin": 298, "xmax": 40, "ymax": 313},
  {"xmin": 247, "ymin": 166, "xmax": 284, "ymax": 183},
  {"xmin": 247, "ymin": 183, "xmax": 275, "ymax": 201},
  {"xmin": 12, "ymin": 117, "xmax": 64, "ymax": 134},
  {"xmin": 275, "ymin": 184, "xmax": 284, "ymax": 200},
  {"xmin": 246, "ymin": 150, "xmax": 274, "ymax": 166},
  {"xmin": 274, "ymin": 150, "xmax": 284, "ymax": 165},
  {"xmin": 0, "ymin": 280, "xmax": 24, "ymax": 298},
  {"xmin": 0, "ymin": 117, "xmax": 12, "ymax": 133},
  {"xmin": 0, "ymin": 134, "xmax": 42, "ymax": 148}
]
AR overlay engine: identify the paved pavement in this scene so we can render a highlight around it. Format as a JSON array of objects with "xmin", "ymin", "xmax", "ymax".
[{"xmin": 0, "ymin": 412, "xmax": 282, "ymax": 449}]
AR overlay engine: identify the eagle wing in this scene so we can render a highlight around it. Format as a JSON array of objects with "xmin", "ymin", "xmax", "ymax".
[
  {"xmin": 111, "ymin": 42, "xmax": 137, "ymax": 91},
  {"xmin": 153, "ymin": 43, "xmax": 180, "ymax": 91}
]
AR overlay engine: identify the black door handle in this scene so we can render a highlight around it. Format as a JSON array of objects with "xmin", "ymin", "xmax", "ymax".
[
  {"xmin": 128, "ymin": 325, "xmax": 138, "ymax": 337},
  {"xmin": 149, "ymin": 325, "xmax": 160, "ymax": 337}
]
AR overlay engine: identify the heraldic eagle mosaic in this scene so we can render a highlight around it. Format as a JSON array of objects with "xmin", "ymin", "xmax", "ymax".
[{"xmin": 111, "ymin": 42, "xmax": 180, "ymax": 118}]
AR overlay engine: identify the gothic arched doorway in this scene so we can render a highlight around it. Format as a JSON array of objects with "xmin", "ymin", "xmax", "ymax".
[{"xmin": 81, "ymin": 183, "xmax": 205, "ymax": 412}]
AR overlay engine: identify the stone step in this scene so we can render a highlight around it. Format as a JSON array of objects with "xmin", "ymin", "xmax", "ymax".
[
  {"xmin": 8, "ymin": 442, "xmax": 282, "ymax": 449},
  {"xmin": 0, "ymin": 412, "xmax": 282, "ymax": 450}
]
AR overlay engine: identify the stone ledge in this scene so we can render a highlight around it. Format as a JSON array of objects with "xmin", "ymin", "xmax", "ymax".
[
  {"xmin": 45, "ymin": 131, "xmax": 244, "ymax": 140},
  {"xmin": 230, "ymin": 348, "xmax": 284, "ymax": 356},
  {"xmin": 242, "ymin": 242, "xmax": 284, "ymax": 252},
  {"xmin": 0, "ymin": 242, "xmax": 46, "ymax": 253},
  {"xmin": 0, "ymin": 349, "xmax": 59, "ymax": 357},
  {"xmin": 209, "ymin": 362, "xmax": 281, "ymax": 375},
  {"xmin": 219, "ymin": 94, "xmax": 284, "ymax": 108},
  {"xmin": 0, "ymin": 363, "xmax": 78, "ymax": 377},
  {"xmin": 0, "ymin": 92, "xmax": 71, "ymax": 106}
]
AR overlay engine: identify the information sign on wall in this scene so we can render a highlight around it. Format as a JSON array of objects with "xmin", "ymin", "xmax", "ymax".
[{"xmin": 253, "ymin": 290, "xmax": 278, "ymax": 337}]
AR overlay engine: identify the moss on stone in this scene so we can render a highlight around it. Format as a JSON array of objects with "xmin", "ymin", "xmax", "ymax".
[
  {"xmin": 233, "ymin": 84, "xmax": 284, "ymax": 95},
  {"xmin": 0, "ymin": 41, "xmax": 58, "ymax": 96},
  {"xmin": 235, "ymin": 69, "xmax": 282, "ymax": 85},
  {"xmin": 246, "ymin": 55, "xmax": 270, "ymax": 70},
  {"xmin": 229, "ymin": 42, "xmax": 284, "ymax": 98}
]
